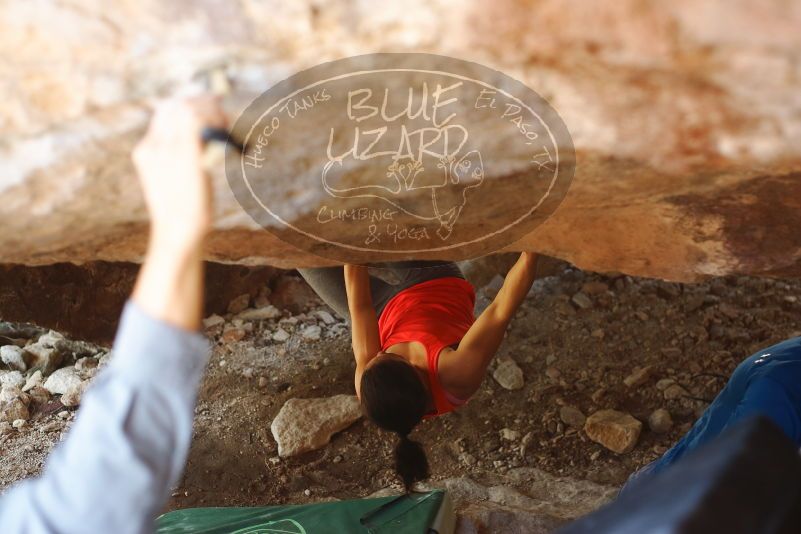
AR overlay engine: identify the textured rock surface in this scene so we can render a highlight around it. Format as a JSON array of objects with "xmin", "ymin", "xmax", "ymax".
[
  {"xmin": 584, "ymin": 409, "xmax": 643, "ymax": 454},
  {"xmin": 417, "ymin": 468, "xmax": 614, "ymax": 532},
  {"xmin": 1, "ymin": 1, "xmax": 800, "ymax": 280},
  {"xmin": 270, "ymin": 395, "xmax": 362, "ymax": 457},
  {"xmin": 368, "ymin": 469, "xmax": 615, "ymax": 532}
]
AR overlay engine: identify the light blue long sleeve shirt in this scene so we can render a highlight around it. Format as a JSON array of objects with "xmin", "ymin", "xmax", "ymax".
[{"xmin": 0, "ymin": 302, "xmax": 210, "ymax": 534}]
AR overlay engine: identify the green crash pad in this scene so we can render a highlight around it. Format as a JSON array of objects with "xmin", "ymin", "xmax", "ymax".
[{"xmin": 156, "ymin": 490, "xmax": 454, "ymax": 534}]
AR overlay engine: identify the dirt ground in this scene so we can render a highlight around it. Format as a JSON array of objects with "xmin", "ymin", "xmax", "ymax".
[{"xmin": 2, "ymin": 263, "xmax": 801, "ymax": 526}]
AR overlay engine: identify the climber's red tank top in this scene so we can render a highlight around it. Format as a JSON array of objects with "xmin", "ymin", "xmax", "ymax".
[{"xmin": 378, "ymin": 277, "xmax": 476, "ymax": 417}]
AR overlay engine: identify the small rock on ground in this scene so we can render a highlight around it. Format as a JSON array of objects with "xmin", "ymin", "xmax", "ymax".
[
  {"xmin": 227, "ymin": 294, "xmax": 250, "ymax": 314},
  {"xmin": 202, "ymin": 314, "xmax": 225, "ymax": 328},
  {"xmin": 236, "ymin": 305, "xmax": 281, "ymax": 321},
  {"xmin": 663, "ymin": 383, "xmax": 688, "ymax": 400},
  {"xmin": 584, "ymin": 409, "xmax": 642, "ymax": 454},
  {"xmin": 1, "ymin": 345, "xmax": 26, "ymax": 372},
  {"xmin": 23, "ymin": 343, "xmax": 62, "ymax": 375},
  {"xmin": 493, "ymin": 359, "xmax": 525, "ymax": 390},
  {"xmin": 271, "ymin": 395, "xmax": 362, "ymax": 457},
  {"xmin": 648, "ymin": 408, "xmax": 673, "ymax": 434},
  {"xmin": 43, "ymin": 367, "xmax": 82, "ymax": 395},
  {"xmin": 221, "ymin": 328, "xmax": 246, "ymax": 343},
  {"xmin": 301, "ymin": 325, "xmax": 322, "ymax": 341},
  {"xmin": 22, "ymin": 370, "xmax": 43, "ymax": 392},
  {"xmin": 272, "ymin": 329, "xmax": 291, "ymax": 342},
  {"xmin": 61, "ymin": 381, "xmax": 88, "ymax": 407},
  {"xmin": 0, "ymin": 371, "xmax": 25, "ymax": 389},
  {"xmin": 0, "ymin": 397, "xmax": 30, "ymax": 423},
  {"xmin": 559, "ymin": 406, "xmax": 586, "ymax": 429},
  {"xmin": 623, "ymin": 365, "xmax": 655, "ymax": 388},
  {"xmin": 492, "ymin": 359, "xmax": 525, "ymax": 390},
  {"xmin": 314, "ymin": 310, "xmax": 336, "ymax": 325},
  {"xmin": 571, "ymin": 292, "xmax": 593, "ymax": 309},
  {"xmin": 581, "ymin": 281, "xmax": 609, "ymax": 295}
]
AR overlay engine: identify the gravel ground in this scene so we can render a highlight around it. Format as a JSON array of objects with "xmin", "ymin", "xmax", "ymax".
[{"xmin": 2, "ymin": 264, "xmax": 800, "ymax": 528}]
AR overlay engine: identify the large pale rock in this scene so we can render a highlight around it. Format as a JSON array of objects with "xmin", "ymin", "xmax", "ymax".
[
  {"xmin": 584, "ymin": 409, "xmax": 643, "ymax": 454},
  {"xmin": 0, "ymin": 371, "xmax": 25, "ymax": 389},
  {"xmin": 0, "ymin": 345, "xmax": 26, "ymax": 372},
  {"xmin": 1, "ymin": 1, "xmax": 800, "ymax": 280},
  {"xmin": 24, "ymin": 331, "xmax": 66, "ymax": 375},
  {"xmin": 270, "ymin": 395, "xmax": 362, "ymax": 457},
  {"xmin": 442, "ymin": 468, "xmax": 615, "ymax": 529},
  {"xmin": 43, "ymin": 367, "xmax": 82, "ymax": 395}
]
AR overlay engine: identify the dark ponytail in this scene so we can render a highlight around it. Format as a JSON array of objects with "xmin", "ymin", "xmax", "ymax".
[
  {"xmin": 395, "ymin": 432, "xmax": 429, "ymax": 491},
  {"xmin": 360, "ymin": 355, "xmax": 431, "ymax": 491}
]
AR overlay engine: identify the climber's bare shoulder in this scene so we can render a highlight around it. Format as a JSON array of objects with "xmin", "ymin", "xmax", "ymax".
[{"xmin": 436, "ymin": 346, "xmax": 486, "ymax": 399}]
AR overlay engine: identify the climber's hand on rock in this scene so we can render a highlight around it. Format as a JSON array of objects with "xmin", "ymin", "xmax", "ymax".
[{"xmin": 132, "ymin": 96, "xmax": 227, "ymax": 249}]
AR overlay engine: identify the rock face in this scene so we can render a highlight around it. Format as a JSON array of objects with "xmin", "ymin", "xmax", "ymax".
[
  {"xmin": 270, "ymin": 395, "xmax": 362, "ymax": 457},
  {"xmin": 0, "ymin": 262, "xmax": 279, "ymax": 343},
  {"xmin": 410, "ymin": 468, "xmax": 615, "ymax": 532},
  {"xmin": 584, "ymin": 409, "xmax": 643, "ymax": 454},
  {"xmin": 1, "ymin": 1, "xmax": 801, "ymax": 280}
]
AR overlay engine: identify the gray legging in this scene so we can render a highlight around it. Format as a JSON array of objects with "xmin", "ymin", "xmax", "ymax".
[{"xmin": 298, "ymin": 261, "xmax": 465, "ymax": 321}]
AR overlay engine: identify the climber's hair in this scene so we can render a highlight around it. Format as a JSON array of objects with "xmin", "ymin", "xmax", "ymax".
[{"xmin": 360, "ymin": 355, "xmax": 430, "ymax": 491}]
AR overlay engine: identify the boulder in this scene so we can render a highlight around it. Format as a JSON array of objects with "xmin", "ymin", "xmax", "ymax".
[
  {"xmin": 270, "ymin": 395, "xmax": 362, "ymax": 457},
  {"xmin": 1, "ymin": 1, "xmax": 800, "ymax": 281},
  {"xmin": 584, "ymin": 409, "xmax": 642, "ymax": 454}
]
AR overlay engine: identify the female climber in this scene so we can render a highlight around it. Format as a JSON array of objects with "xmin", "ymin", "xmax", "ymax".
[{"xmin": 298, "ymin": 252, "xmax": 538, "ymax": 489}]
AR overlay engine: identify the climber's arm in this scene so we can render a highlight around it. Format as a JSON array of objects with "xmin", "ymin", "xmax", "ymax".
[
  {"xmin": 345, "ymin": 264, "xmax": 381, "ymax": 397},
  {"xmin": 442, "ymin": 252, "xmax": 538, "ymax": 396},
  {"xmin": 0, "ymin": 98, "xmax": 223, "ymax": 534}
]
